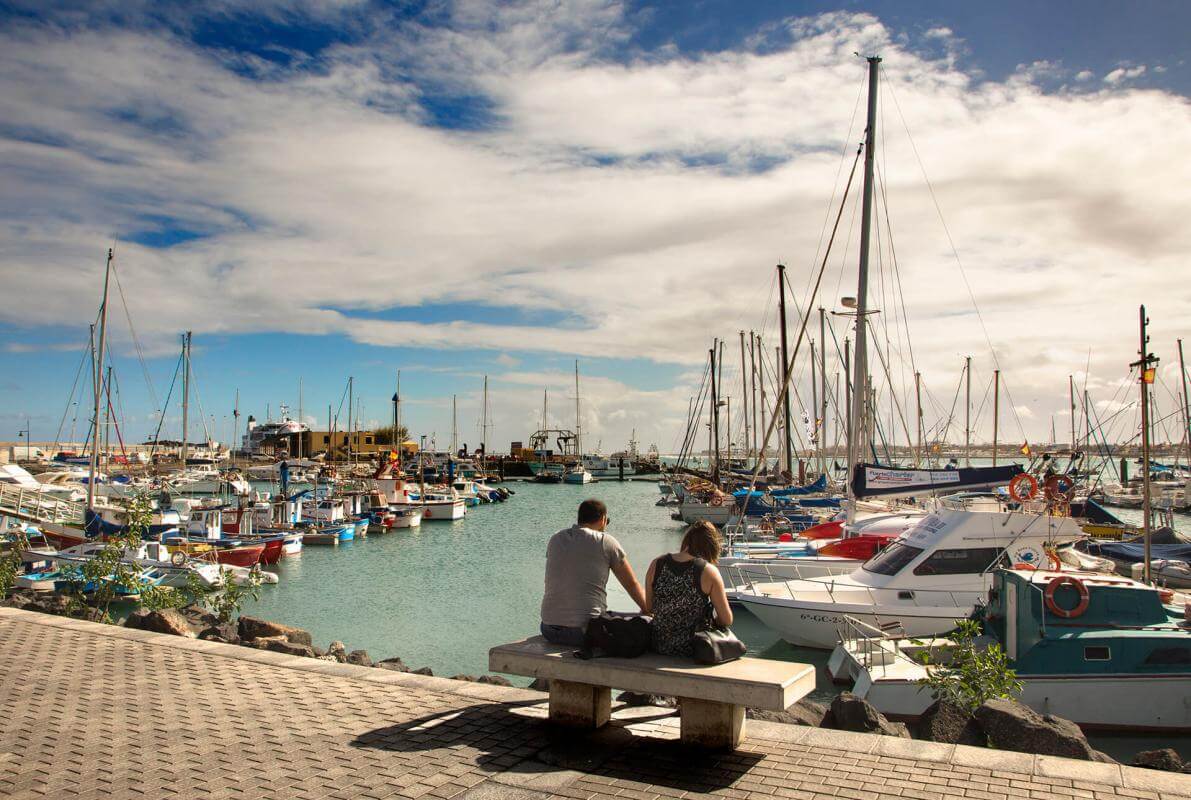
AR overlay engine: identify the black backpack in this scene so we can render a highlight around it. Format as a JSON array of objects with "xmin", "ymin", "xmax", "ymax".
[{"xmin": 576, "ymin": 613, "xmax": 653, "ymax": 659}]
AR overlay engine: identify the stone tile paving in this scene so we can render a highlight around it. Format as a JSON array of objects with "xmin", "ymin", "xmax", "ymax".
[{"xmin": 1, "ymin": 607, "xmax": 1188, "ymax": 800}]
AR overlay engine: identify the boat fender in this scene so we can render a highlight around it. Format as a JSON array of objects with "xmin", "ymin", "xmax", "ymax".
[
  {"xmin": 1044, "ymin": 575, "xmax": 1090, "ymax": 619},
  {"xmin": 1008, "ymin": 474, "xmax": 1039, "ymax": 502}
]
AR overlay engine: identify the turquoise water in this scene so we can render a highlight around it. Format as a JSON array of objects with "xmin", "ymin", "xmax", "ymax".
[
  {"xmin": 239, "ymin": 478, "xmax": 1188, "ymax": 759},
  {"xmin": 241, "ymin": 479, "xmax": 825, "ymax": 684}
]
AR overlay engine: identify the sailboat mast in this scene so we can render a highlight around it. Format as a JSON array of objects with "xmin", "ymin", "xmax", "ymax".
[
  {"xmin": 298, "ymin": 377, "xmax": 304, "ymax": 460},
  {"xmin": 571, "ymin": 364, "xmax": 580, "ymax": 458},
  {"xmin": 844, "ymin": 338, "xmax": 852, "ymax": 472},
  {"xmin": 1178, "ymin": 338, "xmax": 1190, "ymax": 468},
  {"xmin": 914, "ymin": 371, "xmax": 922, "ymax": 467},
  {"xmin": 710, "ymin": 344, "xmax": 720, "ymax": 484},
  {"xmin": 451, "ymin": 394, "xmax": 458, "ymax": 455},
  {"xmin": 1068, "ymin": 374, "xmax": 1076, "ymax": 454},
  {"xmin": 749, "ymin": 331, "xmax": 759, "ymax": 461},
  {"xmin": 847, "ymin": 55, "xmax": 881, "ymax": 517},
  {"xmin": 810, "ymin": 337, "xmax": 819, "ymax": 473},
  {"xmin": 482, "ymin": 375, "xmax": 490, "ymax": 455},
  {"xmin": 777, "ymin": 265, "xmax": 793, "ymax": 475},
  {"xmin": 964, "ymin": 356, "xmax": 971, "ymax": 466},
  {"xmin": 347, "ymin": 376, "xmax": 354, "ymax": 463},
  {"xmin": 233, "ymin": 390, "xmax": 240, "ymax": 468},
  {"xmin": 756, "ymin": 335, "xmax": 766, "ymax": 464},
  {"xmin": 992, "ymin": 369, "xmax": 1000, "ymax": 467},
  {"xmin": 1134, "ymin": 305, "xmax": 1158, "ymax": 584},
  {"xmin": 87, "ymin": 249, "xmax": 113, "ymax": 510},
  {"xmin": 819, "ymin": 308, "xmax": 828, "ymax": 477},
  {"xmin": 181, "ymin": 331, "xmax": 191, "ymax": 467},
  {"xmin": 739, "ymin": 331, "xmax": 750, "ymax": 468}
]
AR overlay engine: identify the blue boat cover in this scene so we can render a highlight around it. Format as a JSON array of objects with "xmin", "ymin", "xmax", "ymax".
[{"xmin": 1080, "ymin": 541, "xmax": 1191, "ymax": 564}]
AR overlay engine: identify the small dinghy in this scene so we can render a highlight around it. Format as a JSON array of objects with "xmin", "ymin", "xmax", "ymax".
[{"xmin": 1130, "ymin": 559, "xmax": 1191, "ymax": 589}]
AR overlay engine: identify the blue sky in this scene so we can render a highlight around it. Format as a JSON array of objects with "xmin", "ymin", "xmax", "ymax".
[{"xmin": 1, "ymin": 1, "xmax": 1189, "ymax": 451}]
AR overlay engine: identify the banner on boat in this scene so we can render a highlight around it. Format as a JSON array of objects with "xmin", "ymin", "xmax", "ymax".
[{"xmin": 851, "ymin": 462, "xmax": 1024, "ymax": 499}]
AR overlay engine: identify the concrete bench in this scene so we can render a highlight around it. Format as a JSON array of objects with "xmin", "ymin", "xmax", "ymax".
[{"xmin": 489, "ymin": 636, "xmax": 816, "ymax": 749}]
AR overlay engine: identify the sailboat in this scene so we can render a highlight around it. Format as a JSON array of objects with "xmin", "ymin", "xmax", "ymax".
[
  {"xmin": 563, "ymin": 361, "xmax": 593, "ymax": 485},
  {"xmin": 734, "ymin": 56, "xmax": 1086, "ymax": 648}
]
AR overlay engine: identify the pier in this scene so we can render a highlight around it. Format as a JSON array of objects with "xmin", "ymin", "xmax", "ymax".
[{"xmin": 1, "ymin": 607, "xmax": 1187, "ymax": 800}]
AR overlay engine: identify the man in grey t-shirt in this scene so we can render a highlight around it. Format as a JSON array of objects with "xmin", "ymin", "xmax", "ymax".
[{"xmin": 540, "ymin": 498, "xmax": 647, "ymax": 646}]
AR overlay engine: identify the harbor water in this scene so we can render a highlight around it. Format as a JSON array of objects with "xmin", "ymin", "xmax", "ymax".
[{"xmin": 239, "ymin": 477, "xmax": 1190, "ymax": 761}]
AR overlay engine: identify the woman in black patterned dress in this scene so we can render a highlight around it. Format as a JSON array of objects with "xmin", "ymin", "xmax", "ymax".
[{"xmin": 644, "ymin": 520, "xmax": 734, "ymax": 657}]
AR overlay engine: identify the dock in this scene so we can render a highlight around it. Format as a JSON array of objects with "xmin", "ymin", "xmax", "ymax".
[{"xmin": 1, "ymin": 606, "xmax": 1188, "ymax": 800}]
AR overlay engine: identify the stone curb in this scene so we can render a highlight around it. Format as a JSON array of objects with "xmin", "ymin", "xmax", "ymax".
[{"xmin": 3, "ymin": 606, "xmax": 1189, "ymax": 796}]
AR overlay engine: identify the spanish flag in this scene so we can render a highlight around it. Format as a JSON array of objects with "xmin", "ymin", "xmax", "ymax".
[
  {"xmin": 1142, "ymin": 367, "xmax": 1156, "ymax": 384},
  {"xmin": 1020, "ymin": 441, "xmax": 1031, "ymax": 456}
]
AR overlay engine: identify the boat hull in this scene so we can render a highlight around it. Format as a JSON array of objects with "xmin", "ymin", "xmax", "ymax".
[
  {"xmin": 739, "ymin": 591, "xmax": 975, "ymax": 649},
  {"xmin": 851, "ymin": 671, "xmax": 1191, "ymax": 733}
]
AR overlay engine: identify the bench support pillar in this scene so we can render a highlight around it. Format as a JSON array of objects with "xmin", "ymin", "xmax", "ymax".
[
  {"xmin": 679, "ymin": 699, "xmax": 745, "ymax": 749},
  {"xmin": 548, "ymin": 679, "xmax": 610, "ymax": 729}
]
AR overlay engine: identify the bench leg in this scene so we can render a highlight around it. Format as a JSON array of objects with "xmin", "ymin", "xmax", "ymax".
[
  {"xmin": 679, "ymin": 699, "xmax": 745, "ymax": 749},
  {"xmin": 548, "ymin": 679, "xmax": 611, "ymax": 729}
]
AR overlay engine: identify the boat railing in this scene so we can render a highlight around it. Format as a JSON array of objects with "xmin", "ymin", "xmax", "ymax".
[
  {"xmin": 740, "ymin": 570, "xmax": 982, "ymax": 614},
  {"xmin": 835, "ymin": 614, "xmax": 948, "ymax": 679},
  {"xmin": 0, "ymin": 482, "xmax": 86, "ymax": 526}
]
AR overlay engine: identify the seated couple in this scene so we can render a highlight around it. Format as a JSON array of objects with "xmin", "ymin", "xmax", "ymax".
[{"xmin": 540, "ymin": 499, "xmax": 733, "ymax": 657}]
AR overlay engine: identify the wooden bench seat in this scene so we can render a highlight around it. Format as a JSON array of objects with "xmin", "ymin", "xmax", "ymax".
[{"xmin": 489, "ymin": 636, "xmax": 816, "ymax": 748}]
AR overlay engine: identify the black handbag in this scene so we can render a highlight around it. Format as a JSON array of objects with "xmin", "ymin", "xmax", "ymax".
[
  {"xmin": 576, "ymin": 613, "xmax": 653, "ymax": 659},
  {"xmin": 691, "ymin": 626, "xmax": 747, "ymax": 665}
]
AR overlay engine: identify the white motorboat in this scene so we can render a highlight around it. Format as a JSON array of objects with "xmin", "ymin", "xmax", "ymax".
[
  {"xmin": 0, "ymin": 464, "xmax": 87, "ymax": 502},
  {"xmin": 736, "ymin": 496, "xmax": 1086, "ymax": 649},
  {"xmin": 563, "ymin": 465, "xmax": 593, "ymax": 485}
]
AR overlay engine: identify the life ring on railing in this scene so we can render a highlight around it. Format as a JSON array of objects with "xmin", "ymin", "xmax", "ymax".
[
  {"xmin": 709, "ymin": 495, "xmax": 724, "ymax": 507},
  {"xmin": 1044, "ymin": 575, "xmax": 1090, "ymax": 619},
  {"xmin": 1008, "ymin": 474, "xmax": 1039, "ymax": 502},
  {"xmin": 1044, "ymin": 474, "xmax": 1076, "ymax": 501}
]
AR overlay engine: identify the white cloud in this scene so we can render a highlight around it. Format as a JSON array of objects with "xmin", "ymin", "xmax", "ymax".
[
  {"xmin": 1074, "ymin": 70, "xmax": 1094, "ymax": 81},
  {"xmin": 1103, "ymin": 64, "xmax": 1146, "ymax": 85},
  {"xmin": 0, "ymin": 5, "xmax": 1189, "ymax": 448}
]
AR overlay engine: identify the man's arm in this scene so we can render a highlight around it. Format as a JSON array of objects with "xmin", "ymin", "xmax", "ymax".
[{"xmin": 611, "ymin": 558, "xmax": 648, "ymax": 614}]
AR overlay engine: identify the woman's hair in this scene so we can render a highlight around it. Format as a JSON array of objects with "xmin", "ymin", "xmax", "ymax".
[{"xmin": 680, "ymin": 520, "xmax": 722, "ymax": 563}]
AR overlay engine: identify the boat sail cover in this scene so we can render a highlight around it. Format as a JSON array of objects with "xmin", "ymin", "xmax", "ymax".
[
  {"xmin": 850, "ymin": 462, "xmax": 1023, "ymax": 499},
  {"xmin": 770, "ymin": 474, "xmax": 828, "ymax": 496}
]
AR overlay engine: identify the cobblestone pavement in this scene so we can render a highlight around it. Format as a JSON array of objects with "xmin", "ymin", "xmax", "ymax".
[{"xmin": 1, "ymin": 608, "xmax": 1188, "ymax": 800}]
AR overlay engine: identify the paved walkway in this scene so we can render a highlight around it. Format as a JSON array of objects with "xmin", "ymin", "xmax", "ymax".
[{"xmin": 0, "ymin": 607, "xmax": 1188, "ymax": 800}]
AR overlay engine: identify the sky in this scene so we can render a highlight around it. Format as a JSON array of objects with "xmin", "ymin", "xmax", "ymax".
[{"xmin": 1, "ymin": 1, "xmax": 1190, "ymax": 455}]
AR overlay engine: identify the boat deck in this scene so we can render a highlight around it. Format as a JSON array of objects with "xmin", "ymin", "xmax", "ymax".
[{"xmin": 1, "ymin": 606, "xmax": 1189, "ymax": 800}]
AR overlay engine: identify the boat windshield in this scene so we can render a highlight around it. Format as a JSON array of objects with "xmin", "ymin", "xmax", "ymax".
[{"xmin": 861, "ymin": 541, "xmax": 925, "ymax": 575}]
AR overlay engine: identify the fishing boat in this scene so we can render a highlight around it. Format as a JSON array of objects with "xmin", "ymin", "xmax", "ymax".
[
  {"xmin": 371, "ymin": 464, "xmax": 466, "ymax": 521},
  {"xmin": 828, "ymin": 567, "xmax": 1191, "ymax": 732}
]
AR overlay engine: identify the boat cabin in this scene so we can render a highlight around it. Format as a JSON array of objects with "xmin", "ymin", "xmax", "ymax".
[{"xmin": 984, "ymin": 569, "xmax": 1190, "ymax": 675}]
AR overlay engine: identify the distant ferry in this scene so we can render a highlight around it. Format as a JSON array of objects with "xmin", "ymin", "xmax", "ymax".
[{"xmin": 242, "ymin": 418, "xmax": 307, "ymax": 455}]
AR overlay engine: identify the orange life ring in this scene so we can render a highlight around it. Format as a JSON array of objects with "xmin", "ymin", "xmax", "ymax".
[
  {"xmin": 709, "ymin": 495, "xmax": 724, "ymax": 507},
  {"xmin": 1044, "ymin": 474, "xmax": 1076, "ymax": 501},
  {"xmin": 1044, "ymin": 575, "xmax": 1090, "ymax": 619},
  {"xmin": 1008, "ymin": 474, "xmax": 1039, "ymax": 502}
]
